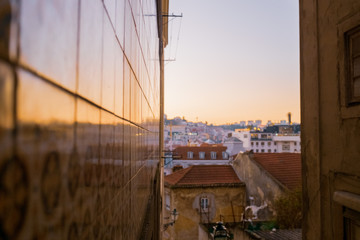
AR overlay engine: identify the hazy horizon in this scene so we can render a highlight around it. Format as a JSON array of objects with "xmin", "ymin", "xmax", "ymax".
[{"xmin": 164, "ymin": 113, "xmax": 299, "ymax": 126}]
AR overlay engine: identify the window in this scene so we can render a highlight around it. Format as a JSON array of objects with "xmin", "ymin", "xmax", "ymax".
[
  {"xmin": 200, "ymin": 197, "xmax": 209, "ymax": 212},
  {"xmin": 274, "ymin": 142, "xmax": 277, "ymax": 146},
  {"xmin": 261, "ymin": 149, "xmax": 265, "ymax": 153},
  {"xmin": 211, "ymin": 151, "xmax": 217, "ymax": 159},
  {"xmin": 256, "ymin": 149, "xmax": 259, "ymax": 153},
  {"xmin": 268, "ymin": 149, "xmax": 271, "ymax": 153},
  {"xmin": 344, "ymin": 208, "xmax": 360, "ymax": 240},
  {"xmin": 199, "ymin": 152, "xmax": 205, "ymax": 159},
  {"xmin": 222, "ymin": 151, "xmax": 228, "ymax": 159},
  {"xmin": 345, "ymin": 25, "xmax": 360, "ymax": 104},
  {"xmin": 274, "ymin": 149, "xmax": 277, "ymax": 153},
  {"xmin": 256, "ymin": 142, "xmax": 259, "ymax": 146},
  {"xmin": 261, "ymin": 142, "xmax": 264, "ymax": 146},
  {"xmin": 294, "ymin": 142, "xmax": 297, "ymax": 146},
  {"xmin": 268, "ymin": 142, "xmax": 271, "ymax": 146},
  {"xmin": 251, "ymin": 142, "xmax": 254, "ymax": 146},
  {"xmin": 282, "ymin": 143, "xmax": 290, "ymax": 151},
  {"xmin": 187, "ymin": 151, "xmax": 193, "ymax": 159}
]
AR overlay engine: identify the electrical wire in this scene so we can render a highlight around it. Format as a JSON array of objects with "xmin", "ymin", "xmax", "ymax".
[
  {"xmin": 168, "ymin": 16, "xmax": 174, "ymax": 59},
  {"xmin": 164, "ymin": 14, "xmax": 183, "ymax": 64},
  {"xmin": 174, "ymin": 16, "xmax": 182, "ymax": 61}
]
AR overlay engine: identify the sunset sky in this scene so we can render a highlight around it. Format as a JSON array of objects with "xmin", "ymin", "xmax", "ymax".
[{"xmin": 164, "ymin": 0, "xmax": 300, "ymax": 125}]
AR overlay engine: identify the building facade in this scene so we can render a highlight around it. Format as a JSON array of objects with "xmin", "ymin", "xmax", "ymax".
[
  {"xmin": 250, "ymin": 133, "xmax": 301, "ymax": 153},
  {"xmin": 164, "ymin": 165, "xmax": 246, "ymax": 240},
  {"xmin": 164, "ymin": 145, "xmax": 231, "ymax": 175},
  {"xmin": 300, "ymin": 0, "xmax": 360, "ymax": 239},
  {"xmin": 0, "ymin": 0, "xmax": 167, "ymax": 239}
]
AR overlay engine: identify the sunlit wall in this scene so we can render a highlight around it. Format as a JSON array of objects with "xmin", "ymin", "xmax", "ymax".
[{"xmin": 0, "ymin": 0, "xmax": 162, "ymax": 239}]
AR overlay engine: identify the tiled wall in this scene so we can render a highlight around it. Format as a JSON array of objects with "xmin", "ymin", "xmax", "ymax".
[{"xmin": 0, "ymin": 0, "xmax": 161, "ymax": 239}]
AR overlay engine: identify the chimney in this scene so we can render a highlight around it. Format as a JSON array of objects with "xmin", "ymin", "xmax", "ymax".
[{"xmin": 288, "ymin": 112, "xmax": 292, "ymax": 125}]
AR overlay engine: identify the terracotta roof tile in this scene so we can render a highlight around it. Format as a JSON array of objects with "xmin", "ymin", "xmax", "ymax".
[
  {"xmin": 253, "ymin": 153, "xmax": 301, "ymax": 190},
  {"xmin": 164, "ymin": 165, "xmax": 242, "ymax": 187}
]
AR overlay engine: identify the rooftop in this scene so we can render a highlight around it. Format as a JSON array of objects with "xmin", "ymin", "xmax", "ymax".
[
  {"xmin": 224, "ymin": 137, "xmax": 243, "ymax": 143},
  {"xmin": 164, "ymin": 165, "xmax": 243, "ymax": 188},
  {"xmin": 252, "ymin": 153, "xmax": 301, "ymax": 190},
  {"xmin": 247, "ymin": 229, "xmax": 302, "ymax": 240}
]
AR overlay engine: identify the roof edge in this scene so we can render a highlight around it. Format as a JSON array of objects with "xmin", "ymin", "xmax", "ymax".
[{"xmin": 165, "ymin": 182, "xmax": 245, "ymax": 189}]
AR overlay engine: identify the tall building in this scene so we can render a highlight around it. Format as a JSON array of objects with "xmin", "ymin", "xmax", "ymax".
[
  {"xmin": 300, "ymin": 0, "xmax": 360, "ymax": 239},
  {"xmin": 0, "ymin": 0, "xmax": 167, "ymax": 239}
]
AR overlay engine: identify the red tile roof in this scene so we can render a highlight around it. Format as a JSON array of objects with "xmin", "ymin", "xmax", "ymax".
[
  {"xmin": 164, "ymin": 165, "xmax": 243, "ymax": 188},
  {"xmin": 252, "ymin": 153, "xmax": 301, "ymax": 190}
]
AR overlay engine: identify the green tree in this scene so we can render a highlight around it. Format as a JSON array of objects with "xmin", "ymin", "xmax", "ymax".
[{"xmin": 274, "ymin": 187, "xmax": 302, "ymax": 229}]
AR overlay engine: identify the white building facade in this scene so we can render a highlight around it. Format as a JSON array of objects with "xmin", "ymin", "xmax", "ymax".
[{"xmin": 250, "ymin": 133, "xmax": 301, "ymax": 153}]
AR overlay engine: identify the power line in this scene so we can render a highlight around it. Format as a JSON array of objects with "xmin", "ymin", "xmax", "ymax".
[{"xmin": 164, "ymin": 13, "xmax": 183, "ymax": 63}]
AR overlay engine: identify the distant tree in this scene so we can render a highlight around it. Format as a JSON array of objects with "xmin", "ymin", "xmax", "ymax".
[{"xmin": 273, "ymin": 186, "xmax": 302, "ymax": 229}]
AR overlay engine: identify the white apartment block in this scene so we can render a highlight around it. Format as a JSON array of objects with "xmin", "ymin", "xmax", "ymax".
[{"xmin": 250, "ymin": 133, "xmax": 301, "ymax": 153}]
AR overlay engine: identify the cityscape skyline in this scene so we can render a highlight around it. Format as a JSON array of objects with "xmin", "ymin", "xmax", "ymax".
[{"xmin": 165, "ymin": 113, "xmax": 299, "ymax": 125}]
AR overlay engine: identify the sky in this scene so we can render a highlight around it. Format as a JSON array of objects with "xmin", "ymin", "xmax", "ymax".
[{"xmin": 164, "ymin": 0, "xmax": 300, "ymax": 125}]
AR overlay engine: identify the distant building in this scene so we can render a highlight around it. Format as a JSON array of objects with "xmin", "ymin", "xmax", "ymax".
[
  {"xmin": 164, "ymin": 165, "xmax": 246, "ymax": 240},
  {"xmin": 234, "ymin": 129, "xmax": 251, "ymax": 150},
  {"xmin": 223, "ymin": 136, "xmax": 246, "ymax": 156},
  {"xmin": 250, "ymin": 133, "xmax": 301, "ymax": 153},
  {"xmin": 164, "ymin": 145, "xmax": 231, "ymax": 175},
  {"xmin": 255, "ymin": 120, "xmax": 262, "ymax": 126},
  {"xmin": 250, "ymin": 124, "xmax": 301, "ymax": 153}
]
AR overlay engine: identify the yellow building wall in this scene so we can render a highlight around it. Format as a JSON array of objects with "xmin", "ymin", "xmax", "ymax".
[{"xmin": 164, "ymin": 186, "xmax": 246, "ymax": 240}]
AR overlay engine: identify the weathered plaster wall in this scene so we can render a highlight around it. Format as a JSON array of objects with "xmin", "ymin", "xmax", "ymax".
[
  {"xmin": 232, "ymin": 152, "xmax": 285, "ymax": 220},
  {"xmin": 300, "ymin": 0, "xmax": 360, "ymax": 239},
  {"xmin": 164, "ymin": 186, "xmax": 245, "ymax": 240}
]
